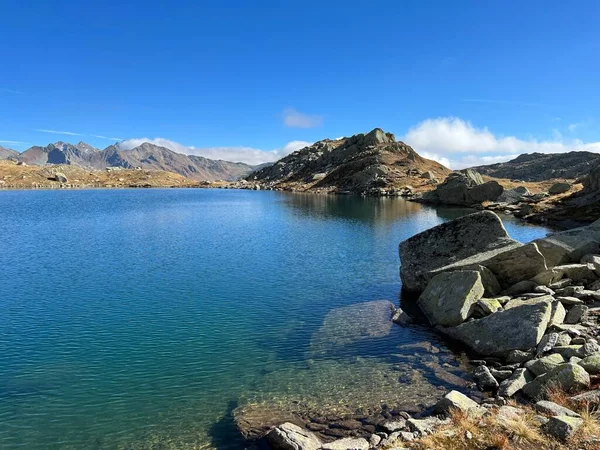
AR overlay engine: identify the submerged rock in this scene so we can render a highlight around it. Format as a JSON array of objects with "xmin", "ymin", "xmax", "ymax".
[
  {"xmin": 417, "ymin": 271, "xmax": 484, "ymax": 326},
  {"xmin": 309, "ymin": 300, "xmax": 394, "ymax": 355}
]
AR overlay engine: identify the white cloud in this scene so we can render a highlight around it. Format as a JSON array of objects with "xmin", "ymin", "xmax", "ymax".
[
  {"xmin": 118, "ymin": 137, "xmax": 312, "ymax": 165},
  {"xmin": 0, "ymin": 88, "xmax": 23, "ymax": 94},
  {"xmin": 36, "ymin": 128, "xmax": 83, "ymax": 136},
  {"xmin": 403, "ymin": 117, "xmax": 600, "ymax": 169},
  {"xmin": 0, "ymin": 139, "xmax": 30, "ymax": 145},
  {"xmin": 282, "ymin": 108, "xmax": 323, "ymax": 128},
  {"xmin": 92, "ymin": 134, "xmax": 122, "ymax": 141}
]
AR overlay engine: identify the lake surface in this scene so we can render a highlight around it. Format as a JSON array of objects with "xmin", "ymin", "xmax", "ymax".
[{"xmin": 0, "ymin": 189, "xmax": 550, "ymax": 449}]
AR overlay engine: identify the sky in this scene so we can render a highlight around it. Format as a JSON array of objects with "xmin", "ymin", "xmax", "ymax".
[{"xmin": 1, "ymin": 0, "xmax": 599, "ymax": 168}]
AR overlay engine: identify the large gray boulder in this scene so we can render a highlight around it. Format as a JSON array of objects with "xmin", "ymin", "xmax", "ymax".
[
  {"xmin": 439, "ymin": 299, "xmax": 552, "ymax": 356},
  {"xmin": 533, "ymin": 223, "xmax": 600, "ymax": 268},
  {"xmin": 423, "ymin": 170, "xmax": 504, "ymax": 206},
  {"xmin": 548, "ymin": 182, "xmax": 572, "ymax": 195},
  {"xmin": 542, "ymin": 415, "xmax": 583, "ymax": 441},
  {"xmin": 417, "ymin": 271, "xmax": 484, "ymax": 326},
  {"xmin": 399, "ymin": 211, "xmax": 521, "ymax": 292},
  {"xmin": 267, "ymin": 423, "xmax": 322, "ymax": 450},
  {"xmin": 522, "ymin": 363, "xmax": 590, "ymax": 399}
]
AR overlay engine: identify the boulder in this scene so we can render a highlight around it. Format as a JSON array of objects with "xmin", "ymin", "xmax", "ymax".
[
  {"xmin": 532, "ymin": 263, "xmax": 598, "ymax": 286},
  {"xmin": 399, "ymin": 211, "xmax": 520, "ymax": 292},
  {"xmin": 524, "ymin": 353, "xmax": 565, "ymax": 376},
  {"xmin": 570, "ymin": 389, "xmax": 600, "ymax": 406},
  {"xmin": 498, "ymin": 368, "xmax": 533, "ymax": 397},
  {"xmin": 522, "ymin": 363, "xmax": 590, "ymax": 399},
  {"xmin": 548, "ymin": 182, "xmax": 572, "ymax": 195},
  {"xmin": 321, "ymin": 438, "xmax": 369, "ymax": 450},
  {"xmin": 483, "ymin": 243, "xmax": 548, "ymax": 287},
  {"xmin": 578, "ymin": 353, "xmax": 600, "ymax": 374},
  {"xmin": 497, "ymin": 187, "xmax": 529, "ymax": 204},
  {"xmin": 417, "ymin": 271, "xmax": 484, "ymax": 326},
  {"xmin": 440, "ymin": 300, "xmax": 552, "ymax": 356},
  {"xmin": 542, "ymin": 415, "xmax": 583, "ymax": 441},
  {"xmin": 267, "ymin": 423, "xmax": 322, "ymax": 450},
  {"xmin": 535, "ymin": 400, "xmax": 580, "ymax": 418},
  {"xmin": 534, "ymin": 233, "xmax": 600, "ymax": 268},
  {"xmin": 433, "ymin": 390, "xmax": 482, "ymax": 415},
  {"xmin": 502, "ymin": 280, "xmax": 539, "ymax": 296},
  {"xmin": 53, "ymin": 172, "xmax": 68, "ymax": 183},
  {"xmin": 581, "ymin": 254, "xmax": 600, "ymax": 274},
  {"xmin": 549, "ymin": 301, "xmax": 566, "ymax": 327}
]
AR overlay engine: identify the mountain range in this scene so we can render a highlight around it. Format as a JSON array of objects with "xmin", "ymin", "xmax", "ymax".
[{"xmin": 2, "ymin": 141, "xmax": 259, "ymax": 181}]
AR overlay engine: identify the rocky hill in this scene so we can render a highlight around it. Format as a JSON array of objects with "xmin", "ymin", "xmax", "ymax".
[
  {"xmin": 246, "ymin": 128, "xmax": 451, "ymax": 195},
  {"xmin": 12, "ymin": 141, "xmax": 257, "ymax": 181},
  {"xmin": 471, "ymin": 151, "xmax": 600, "ymax": 181},
  {"xmin": 0, "ymin": 145, "xmax": 18, "ymax": 160}
]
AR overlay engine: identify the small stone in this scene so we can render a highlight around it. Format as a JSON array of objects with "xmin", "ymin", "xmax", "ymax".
[
  {"xmin": 406, "ymin": 417, "xmax": 449, "ymax": 436},
  {"xmin": 498, "ymin": 368, "xmax": 533, "ymax": 397},
  {"xmin": 552, "ymin": 345, "xmax": 584, "ymax": 359},
  {"xmin": 434, "ymin": 390, "xmax": 483, "ymax": 416},
  {"xmin": 578, "ymin": 353, "xmax": 600, "ymax": 374},
  {"xmin": 579, "ymin": 342, "xmax": 600, "ymax": 357},
  {"xmin": 473, "ymin": 365, "xmax": 499, "ymax": 391},
  {"xmin": 535, "ymin": 400, "xmax": 581, "ymax": 418},
  {"xmin": 465, "ymin": 430, "xmax": 473, "ymax": 440},
  {"xmin": 506, "ymin": 349, "xmax": 535, "ymax": 364},
  {"xmin": 535, "ymin": 285, "xmax": 555, "ymax": 295},
  {"xmin": 537, "ymin": 332, "xmax": 559, "ymax": 354},
  {"xmin": 391, "ymin": 309, "xmax": 413, "ymax": 326},
  {"xmin": 522, "ymin": 363, "xmax": 591, "ymax": 399},
  {"xmin": 381, "ymin": 419, "xmax": 406, "ymax": 433},
  {"xmin": 496, "ymin": 405, "xmax": 524, "ymax": 423},
  {"xmin": 571, "ymin": 337, "xmax": 586, "ymax": 345},
  {"xmin": 489, "ymin": 368, "xmax": 513, "ymax": 381},
  {"xmin": 565, "ymin": 305, "xmax": 588, "ymax": 324},
  {"xmin": 542, "ymin": 415, "xmax": 583, "ymax": 441},
  {"xmin": 477, "ymin": 298, "xmax": 502, "ymax": 315},
  {"xmin": 321, "ymin": 437, "xmax": 369, "ymax": 450},
  {"xmin": 556, "ymin": 296, "xmax": 584, "ymax": 305},
  {"xmin": 368, "ymin": 434, "xmax": 381, "ymax": 447},
  {"xmin": 524, "ymin": 353, "xmax": 566, "ymax": 376},
  {"xmin": 549, "ymin": 279, "xmax": 572, "ymax": 289}
]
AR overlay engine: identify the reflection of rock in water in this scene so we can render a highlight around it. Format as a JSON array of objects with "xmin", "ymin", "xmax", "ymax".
[
  {"xmin": 279, "ymin": 193, "xmax": 428, "ymax": 224},
  {"xmin": 308, "ymin": 301, "xmax": 395, "ymax": 356},
  {"xmin": 234, "ymin": 352, "xmax": 474, "ymax": 442}
]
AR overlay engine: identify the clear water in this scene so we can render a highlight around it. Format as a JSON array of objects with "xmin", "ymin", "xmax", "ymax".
[{"xmin": 0, "ymin": 189, "xmax": 550, "ymax": 449}]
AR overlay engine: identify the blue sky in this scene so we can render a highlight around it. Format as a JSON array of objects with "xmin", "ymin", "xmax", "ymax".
[{"xmin": 1, "ymin": 0, "xmax": 599, "ymax": 167}]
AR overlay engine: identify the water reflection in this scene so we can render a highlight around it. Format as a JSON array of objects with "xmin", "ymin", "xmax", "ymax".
[{"xmin": 276, "ymin": 192, "xmax": 428, "ymax": 224}]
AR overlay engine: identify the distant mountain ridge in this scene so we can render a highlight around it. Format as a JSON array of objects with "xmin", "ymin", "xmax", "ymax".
[
  {"xmin": 471, "ymin": 151, "xmax": 600, "ymax": 181},
  {"xmin": 6, "ymin": 141, "xmax": 258, "ymax": 181},
  {"xmin": 248, "ymin": 128, "xmax": 451, "ymax": 194},
  {"xmin": 0, "ymin": 146, "xmax": 18, "ymax": 160}
]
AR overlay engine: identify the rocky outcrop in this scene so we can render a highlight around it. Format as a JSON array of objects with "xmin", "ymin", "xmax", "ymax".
[
  {"xmin": 419, "ymin": 169, "xmax": 503, "ymax": 206},
  {"xmin": 247, "ymin": 128, "xmax": 451, "ymax": 195},
  {"xmin": 399, "ymin": 211, "xmax": 520, "ymax": 292},
  {"xmin": 470, "ymin": 151, "xmax": 600, "ymax": 181}
]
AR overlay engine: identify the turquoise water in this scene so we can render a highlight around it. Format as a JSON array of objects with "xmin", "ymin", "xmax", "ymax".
[{"xmin": 0, "ymin": 189, "xmax": 550, "ymax": 449}]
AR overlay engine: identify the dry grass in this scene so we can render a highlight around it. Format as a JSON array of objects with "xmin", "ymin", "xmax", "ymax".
[{"xmin": 396, "ymin": 388, "xmax": 600, "ymax": 450}]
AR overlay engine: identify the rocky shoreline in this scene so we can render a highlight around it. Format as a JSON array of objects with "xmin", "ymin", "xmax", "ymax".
[{"xmin": 248, "ymin": 211, "xmax": 600, "ymax": 450}]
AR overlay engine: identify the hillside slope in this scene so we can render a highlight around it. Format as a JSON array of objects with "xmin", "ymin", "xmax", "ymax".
[
  {"xmin": 471, "ymin": 151, "xmax": 600, "ymax": 181},
  {"xmin": 0, "ymin": 145, "xmax": 19, "ymax": 160},
  {"xmin": 247, "ymin": 128, "xmax": 451, "ymax": 194}
]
